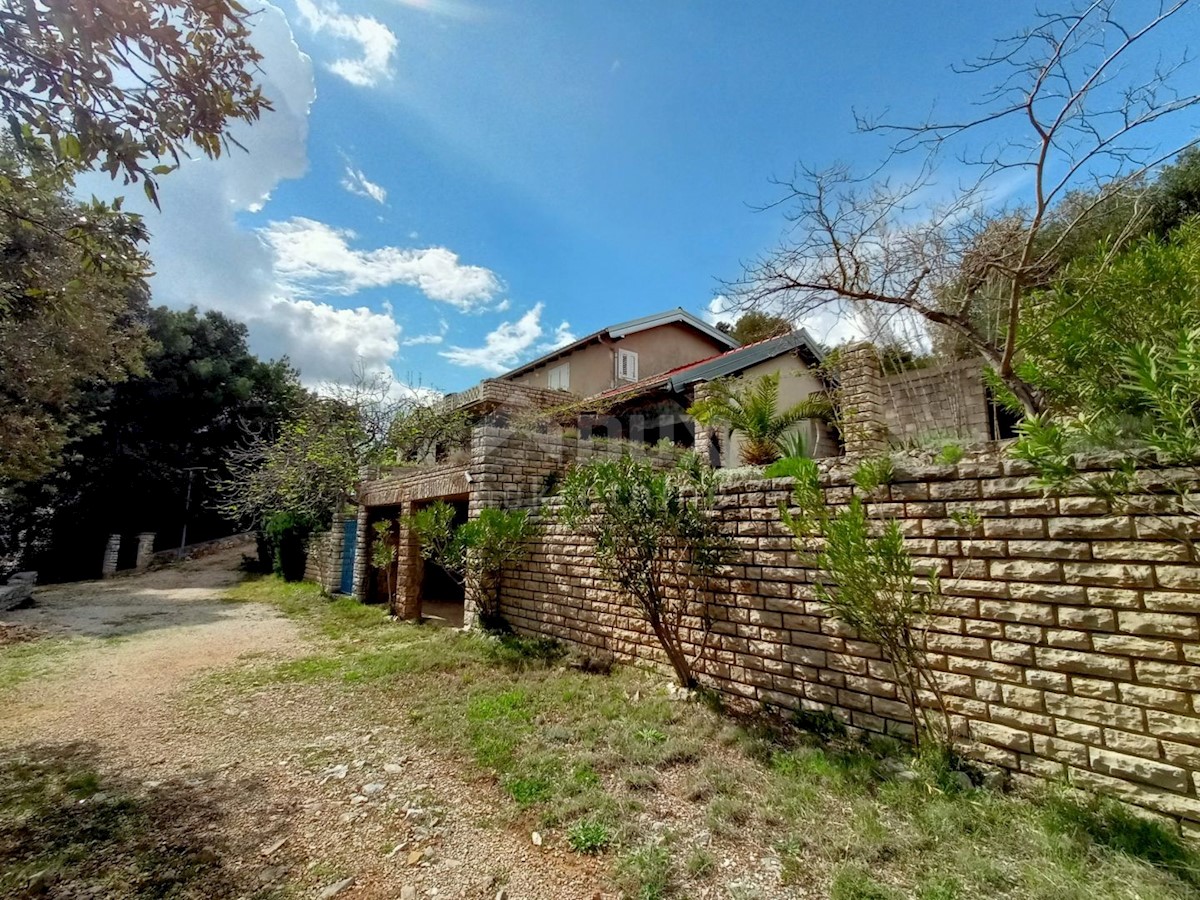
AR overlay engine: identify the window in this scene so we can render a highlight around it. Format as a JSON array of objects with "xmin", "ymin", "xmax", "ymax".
[
  {"xmin": 548, "ymin": 362, "xmax": 570, "ymax": 391},
  {"xmin": 617, "ymin": 348, "xmax": 639, "ymax": 382}
]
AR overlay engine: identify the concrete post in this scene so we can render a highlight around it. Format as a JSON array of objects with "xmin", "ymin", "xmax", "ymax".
[
  {"xmin": 135, "ymin": 532, "xmax": 156, "ymax": 570},
  {"xmin": 838, "ymin": 342, "xmax": 888, "ymax": 456},
  {"xmin": 101, "ymin": 534, "xmax": 121, "ymax": 578}
]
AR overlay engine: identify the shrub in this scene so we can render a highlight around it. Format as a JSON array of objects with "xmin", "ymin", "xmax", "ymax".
[
  {"xmin": 406, "ymin": 503, "xmax": 537, "ymax": 628},
  {"xmin": 263, "ymin": 511, "xmax": 316, "ymax": 582},
  {"xmin": 781, "ymin": 457, "xmax": 948, "ymax": 747},
  {"xmin": 559, "ymin": 453, "xmax": 737, "ymax": 687}
]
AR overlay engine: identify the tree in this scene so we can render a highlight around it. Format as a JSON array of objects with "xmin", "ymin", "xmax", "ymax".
[
  {"xmin": 10, "ymin": 306, "xmax": 302, "ymax": 580},
  {"xmin": 0, "ymin": 0, "xmax": 271, "ymax": 204},
  {"xmin": 1017, "ymin": 218, "xmax": 1200, "ymax": 418},
  {"xmin": 715, "ymin": 311, "xmax": 792, "ymax": 345},
  {"xmin": 688, "ymin": 372, "xmax": 831, "ymax": 465},
  {"xmin": 0, "ymin": 142, "xmax": 151, "ymax": 483},
  {"xmin": 559, "ymin": 454, "xmax": 736, "ymax": 687},
  {"xmin": 221, "ymin": 374, "xmax": 459, "ymax": 534},
  {"xmin": 734, "ymin": 1, "xmax": 1200, "ymax": 415}
]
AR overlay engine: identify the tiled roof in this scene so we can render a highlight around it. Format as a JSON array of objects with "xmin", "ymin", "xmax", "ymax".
[{"xmin": 587, "ymin": 328, "xmax": 825, "ymax": 404}]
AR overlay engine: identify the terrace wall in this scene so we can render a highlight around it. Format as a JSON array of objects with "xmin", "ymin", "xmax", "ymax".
[{"xmin": 497, "ymin": 444, "xmax": 1200, "ymax": 832}]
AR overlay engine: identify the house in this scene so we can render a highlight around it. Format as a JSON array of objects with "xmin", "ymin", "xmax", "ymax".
[
  {"xmin": 332, "ymin": 307, "xmax": 832, "ymax": 623},
  {"xmin": 438, "ymin": 307, "xmax": 740, "ymax": 422},
  {"xmin": 571, "ymin": 327, "xmax": 837, "ymax": 461}
]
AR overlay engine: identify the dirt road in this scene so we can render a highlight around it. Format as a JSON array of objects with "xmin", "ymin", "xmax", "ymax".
[{"xmin": 0, "ymin": 549, "xmax": 607, "ymax": 900}]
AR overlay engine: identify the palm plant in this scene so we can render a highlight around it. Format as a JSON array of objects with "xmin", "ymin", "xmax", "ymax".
[{"xmin": 688, "ymin": 372, "xmax": 831, "ymax": 465}]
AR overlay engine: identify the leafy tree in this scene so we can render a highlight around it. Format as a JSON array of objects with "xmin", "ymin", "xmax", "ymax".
[
  {"xmin": 0, "ymin": 0, "xmax": 271, "ymax": 204},
  {"xmin": 688, "ymin": 372, "xmax": 831, "ymax": 465},
  {"xmin": 406, "ymin": 502, "xmax": 538, "ymax": 630},
  {"xmin": 1150, "ymin": 147, "xmax": 1200, "ymax": 237},
  {"xmin": 12, "ymin": 306, "xmax": 302, "ymax": 580},
  {"xmin": 222, "ymin": 396, "xmax": 370, "ymax": 533},
  {"xmin": 781, "ymin": 456, "xmax": 949, "ymax": 747},
  {"xmin": 387, "ymin": 402, "xmax": 472, "ymax": 465},
  {"xmin": 221, "ymin": 374, "xmax": 460, "ymax": 535},
  {"xmin": 558, "ymin": 454, "xmax": 736, "ymax": 687},
  {"xmin": 372, "ymin": 519, "xmax": 399, "ymax": 614},
  {"xmin": 716, "ymin": 311, "xmax": 792, "ymax": 345},
  {"xmin": 1016, "ymin": 219, "xmax": 1200, "ymax": 419},
  {"xmin": 0, "ymin": 143, "xmax": 151, "ymax": 483}
]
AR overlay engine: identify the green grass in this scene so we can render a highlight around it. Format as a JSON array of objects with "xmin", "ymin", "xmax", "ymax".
[
  {"xmin": 217, "ymin": 575, "xmax": 1200, "ymax": 900},
  {"xmin": 0, "ymin": 636, "xmax": 88, "ymax": 697}
]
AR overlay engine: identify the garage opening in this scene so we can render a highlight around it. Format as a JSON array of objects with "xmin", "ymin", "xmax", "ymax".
[{"xmin": 417, "ymin": 496, "xmax": 468, "ymax": 627}]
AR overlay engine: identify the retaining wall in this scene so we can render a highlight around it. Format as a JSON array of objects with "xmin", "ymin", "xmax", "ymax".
[{"xmin": 498, "ymin": 447, "xmax": 1200, "ymax": 831}]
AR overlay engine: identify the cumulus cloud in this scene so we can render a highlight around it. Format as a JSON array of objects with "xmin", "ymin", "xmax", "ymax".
[
  {"xmin": 342, "ymin": 165, "xmax": 387, "ymax": 204},
  {"xmin": 73, "ymin": 5, "xmax": 409, "ymax": 387},
  {"xmin": 259, "ymin": 217, "xmax": 503, "ymax": 309},
  {"xmin": 292, "ymin": 0, "xmax": 397, "ymax": 87},
  {"xmin": 536, "ymin": 320, "xmax": 575, "ymax": 354},
  {"xmin": 703, "ymin": 294, "xmax": 733, "ymax": 326},
  {"xmin": 440, "ymin": 304, "xmax": 562, "ymax": 374}
]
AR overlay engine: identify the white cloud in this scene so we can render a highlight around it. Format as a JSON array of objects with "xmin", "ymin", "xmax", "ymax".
[
  {"xmin": 703, "ymin": 294, "xmax": 733, "ymax": 326},
  {"xmin": 440, "ymin": 304, "xmax": 562, "ymax": 374},
  {"xmin": 260, "ymin": 298, "xmax": 401, "ymax": 385},
  {"xmin": 259, "ymin": 217, "xmax": 503, "ymax": 310},
  {"xmin": 293, "ymin": 0, "xmax": 397, "ymax": 87},
  {"xmin": 536, "ymin": 320, "xmax": 575, "ymax": 354},
  {"xmin": 342, "ymin": 165, "xmax": 387, "ymax": 204},
  {"xmin": 73, "ymin": 5, "xmax": 410, "ymax": 387},
  {"xmin": 402, "ymin": 318, "xmax": 448, "ymax": 345}
]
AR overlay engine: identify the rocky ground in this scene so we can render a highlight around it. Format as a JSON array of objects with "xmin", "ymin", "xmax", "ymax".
[{"xmin": 0, "ymin": 550, "xmax": 610, "ymax": 899}]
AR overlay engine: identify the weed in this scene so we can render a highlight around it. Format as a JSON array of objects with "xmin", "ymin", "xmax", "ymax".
[
  {"xmin": 684, "ymin": 845, "xmax": 715, "ymax": 879},
  {"xmin": 634, "ymin": 726, "xmax": 667, "ymax": 744},
  {"xmin": 616, "ymin": 840, "xmax": 675, "ymax": 900},
  {"xmin": 567, "ymin": 819, "xmax": 612, "ymax": 854},
  {"xmin": 830, "ymin": 864, "xmax": 899, "ymax": 900},
  {"xmin": 935, "ymin": 444, "xmax": 965, "ymax": 465}
]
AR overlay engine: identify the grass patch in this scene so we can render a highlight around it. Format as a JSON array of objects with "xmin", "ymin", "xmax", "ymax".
[
  {"xmin": 217, "ymin": 575, "xmax": 1200, "ymax": 900},
  {"xmin": 0, "ymin": 637, "xmax": 88, "ymax": 696}
]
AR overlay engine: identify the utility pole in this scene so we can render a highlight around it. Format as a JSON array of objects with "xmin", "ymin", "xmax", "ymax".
[{"xmin": 178, "ymin": 466, "xmax": 209, "ymax": 558}]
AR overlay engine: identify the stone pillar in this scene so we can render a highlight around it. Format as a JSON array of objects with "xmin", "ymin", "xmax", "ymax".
[
  {"xmin": 394, "ymin": 507, "xmax": 423, "ymax": 620},
  {"xmin": 352, "ymin": 504, "xmax": 370, "ymax": 601},
  {"xmin": 101, "ymin": 534, "xmax": 121, "ymax": 578},
  {"xmin": 838, "ymin": 342, "xmax": 888, "ymax": 456},
  {"xmin": 135, "ymin": 533, "xmax": 156, "ymax": 570},
  {"xmin": 691, "ymin": 382, "xmax": 723, "ymax": 467}
]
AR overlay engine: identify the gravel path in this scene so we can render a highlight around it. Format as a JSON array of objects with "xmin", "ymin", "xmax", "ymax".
[{"xmin": 0, "ymin": 550, "xmax": 611, "ymax": 899}]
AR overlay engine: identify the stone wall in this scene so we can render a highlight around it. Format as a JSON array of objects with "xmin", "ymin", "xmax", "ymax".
[
  {"xmin": 498, "ymin": 447, "xmax": 1200, "ymax": 831},
  {"xmin": 883, "ymin": 358, "xmax": 992, "ymax": 446},
  {"xmin": 303, "ymin": 523, "xmax": 348, "ymax": 594}
]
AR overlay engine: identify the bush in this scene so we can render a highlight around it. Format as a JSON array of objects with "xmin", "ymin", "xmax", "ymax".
[
  {"xmin": 263, "ymin": 511, "xmax": 315, "ymax": 582},
  {"xmin": 558, "ymin": 453, "xmax": 737, "ymax": 687}
]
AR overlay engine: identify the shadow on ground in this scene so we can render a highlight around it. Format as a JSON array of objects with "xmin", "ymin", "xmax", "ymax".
[{"xmin": 0, "ymin": 742, "xmax": 285, "ymax": 899}]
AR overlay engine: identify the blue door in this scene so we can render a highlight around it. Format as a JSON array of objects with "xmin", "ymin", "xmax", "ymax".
[{"xmin": 339, "ymin": 518, "xmax": 357, "ymax": 594}]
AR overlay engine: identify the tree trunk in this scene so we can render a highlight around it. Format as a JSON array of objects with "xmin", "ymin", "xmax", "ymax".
[{"xmin": 650, "ymin": 617, "xmax": 695, "ymax": 688}]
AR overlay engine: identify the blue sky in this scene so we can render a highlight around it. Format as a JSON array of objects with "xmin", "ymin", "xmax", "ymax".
[{"xmin": 104, "ymin": 1, "xmax": 1199, "ymax": 393}]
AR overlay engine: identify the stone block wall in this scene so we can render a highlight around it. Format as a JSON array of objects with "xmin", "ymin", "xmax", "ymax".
[
  {"xmin": 498, "ymin": 447, "xmax": 1200, "ymax": 830},
  {"xmin": 303, "ymin": 525, "xmax": 345, "ymax": 593},
  {"xmin": 883, "ymin": 358, "xmax": 992, "ymax": 445}
]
